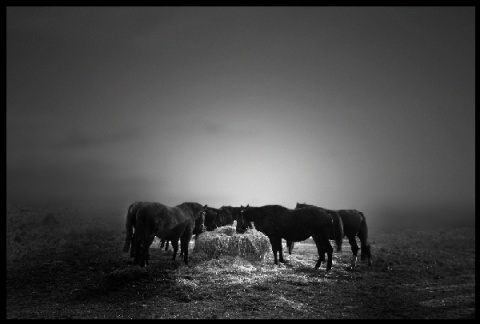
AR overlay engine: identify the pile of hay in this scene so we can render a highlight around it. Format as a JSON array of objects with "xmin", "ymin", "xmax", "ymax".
[{"xmin": 193, "ymin": 224, "xmax": 270, "ymax": 262}]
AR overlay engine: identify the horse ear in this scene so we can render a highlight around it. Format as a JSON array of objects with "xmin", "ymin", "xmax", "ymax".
[{"xmin": 246, "ymin": 204, "xmax": 249, "ymax": 208}]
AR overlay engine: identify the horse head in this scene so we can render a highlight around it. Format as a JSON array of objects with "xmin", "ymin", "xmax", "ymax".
[{"xmin": 237, "ymin": 204, "xmax": 254, "ymax": 233}]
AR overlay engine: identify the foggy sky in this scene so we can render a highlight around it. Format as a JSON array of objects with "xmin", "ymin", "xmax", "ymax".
[{"xmin": 7, "ymin": 7, "xmax": 475, "ymax": 227}]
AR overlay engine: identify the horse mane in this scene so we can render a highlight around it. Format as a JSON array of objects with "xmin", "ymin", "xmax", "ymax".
[
  {"xmin": 177, "ymin": 202, "xmax": 204, "ymax": 215},
  {"xmin": 177, "ymin": 202, "xmax": 200, "ymax": 209}
]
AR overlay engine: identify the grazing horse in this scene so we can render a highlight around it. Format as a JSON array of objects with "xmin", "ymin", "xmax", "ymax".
[
  {"xmin": 216, "ymin": 207, "xmax": 234, "ymax": 227},
  {"xmin": 204, "ymin": 207, "xmax": 222, "ymax": 231},
  {"xmin": 133, "ymin": 202, "xmax": 206, "ymax": 267},
  {"xmin": 234, "ymin": 205, "xmax": 250, "ymax": 233},
  {"xmin": 296, "ymin": 203, "xmax": 372, "ymax": 268},
  {"xmin": 160, "ymin": 210, "xmax": 207, "ymax": 255},
  {"xmin": 123, "ymin": 201, "xmax": 151, "ymax": 259},
  {"xmin": 220, "ymin": 206, "xmax": 242, "ymax": 223},
  {"xmin": 239, "ymin": 204, "xmax": 338, "ymax": 271},
  {"xmin": 204, "ymin": 206, "xmax": 235, "ymax": 229}
]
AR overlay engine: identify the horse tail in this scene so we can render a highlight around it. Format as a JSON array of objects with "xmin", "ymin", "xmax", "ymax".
[
  {"xmin": 358, "ymin": 212, "xmax": 371, "ymax": 263},
  {"xmin": 332, "ymin": 212, "xmax": 344, "ymax": 252},
  {"xmin": 132, "ymin": 211, "xmax": 149, "ymax": 267},
  {"xmin": 123, "ymin": 205, "xmax": 135, "ymax": 253},
  {"xmin": 358, "ymin": 212, "xmax": 369, "ymax": 243}
]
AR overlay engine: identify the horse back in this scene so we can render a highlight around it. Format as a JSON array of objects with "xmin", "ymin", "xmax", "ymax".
[
  {"xmin": 137, "ymin": 203, "xmax": 190, "ymax": 238},
  {"xmin": 127, "ymin": 201, "xmax": 149, "ymax": 227},
  {"xmin": 264, "ymin": 206, "xmax": 332, "ymax": 242}
]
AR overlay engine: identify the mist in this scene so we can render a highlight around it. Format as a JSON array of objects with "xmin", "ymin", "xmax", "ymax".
[{"xmin": 7, "ymin": 7, "xmax": 475, "ymax": 230}]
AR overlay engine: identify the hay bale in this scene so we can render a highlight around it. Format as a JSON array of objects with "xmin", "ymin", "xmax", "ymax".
[
  {"xmin": 193, "ymin": 226, "xmax": 270, "ymax": 261},
  {"xmin": 212, "ymin": 224, "xmax": 237, "ymax": 236}
]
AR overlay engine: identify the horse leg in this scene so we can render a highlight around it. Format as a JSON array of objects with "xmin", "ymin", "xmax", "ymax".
[
  {"xmin": 319, "ymin": 249, "xmax": 326, "ymax": 262},
  {"xmin": 312, "ymin": 234, "xmax": 333, "ymax": 271},
  {"xmin": 278, "ymin": 238, "xmax": 286, "ymax": 263},
  {"xmin": 312, "ymin": 235, "xmax": 324, "ymax": 269},
  {"xmin": 359, "ymin": 242, "xmax": 372, "ymax": 266},
  {"xmin": 348, "ymin": 235, "xmax": 359, "ymax": 269},
  {"xmin": 165, "ymin": 240, "xmax": 170, "ymax": 251},
  {"xmin": 358, "ymin": 232, "xmax": 372, "ymax": 266},
  {"xmin": 180, "ymin": 239, "xmax": 185, "ymax": 258},
  {"xmin": 286, "ymin": 240, "xmax": 295, "ymax": 255},
  {"xmin": 268, "ymin": 237, "xmax": 279, "ymax": 265},
  {"xmin": 363, "ymin": 244, "xmax": 372, "ymax": 266},
  {"xmin": 325, "ymin": 238, "xmax": 333, "ymax": 271},
  {"xmin": 181, "ymin": 235, "xmax": 191, "ymax": 265},
  {"xmin": 145, "ymin": 235, "xmax": 155, "ymax": 266},
  {"xmin": 171, "ymin": 240, "xmax": 179, "ymax": 261},
  {"xmin": 183, "ymin": 246, "xmax": 188, "ymax": 265},
  {"xmin": 160, "ymin": 239, "xmax": 165, "ymax": 248},
  {"xmin": 130, "ymin": 232, "xmax": 136, "ymax": 259}
]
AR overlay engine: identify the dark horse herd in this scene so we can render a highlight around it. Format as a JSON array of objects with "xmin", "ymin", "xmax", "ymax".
[{"xmin": 123, "ymin": 201, "xmax": 372, "ymax": 272}]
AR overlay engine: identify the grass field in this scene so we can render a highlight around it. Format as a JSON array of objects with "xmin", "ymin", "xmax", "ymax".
[{"xmin": 6, "ymin": 204, "xmax": 475, "ymax": 319}]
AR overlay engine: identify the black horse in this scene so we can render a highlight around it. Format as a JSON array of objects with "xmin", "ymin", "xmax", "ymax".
[
  {"xmin": 160, "ymin": 213, "xmax": 206, "ymax": 254},
  {"xmin": 234, "ymin": 205, "xmax": 250, "ymax": 233},
  {"xmin": 206, "ymin": 206, "xmax": 235, "ymax": 229},
  {"xmin": 295, "ymin": 203, "xmax": 372, "ymax": 268},
  {"xmin": 220, "ymin": 206, "xmax": 242, "ymax": 223},
  {"xmin": 133, "ymin": 202, "xmax": 207, "ymax": 267},
  {"xmin": 285, "ymin": 204, "xmax": 344, "ymax": 255},
  {"xmin": 238, "ymin": 204, "xmax": 340, "ymax": 271},
  {"xmin": 204, "ymin": 206, "xmax": 222, "ymax": 231}
]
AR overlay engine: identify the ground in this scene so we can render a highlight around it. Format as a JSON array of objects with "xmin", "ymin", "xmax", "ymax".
[{"xmin": 6, "ymin": 204, "xmax": 475, "ymax": 319}]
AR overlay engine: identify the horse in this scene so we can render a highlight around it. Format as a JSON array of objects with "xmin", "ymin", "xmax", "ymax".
[
  {"xmin": 285, "ymin": 205, "xmax": 344, "ymax": 255},
  {"xmin": 234, "ymin": 205, "xmax": 249, "ymax": 233},
  {"xmin": 205, "ymin": 206, "xmax": 235, "ymax": 229},
  {"xmin": 204, "ymin": 206, "xmax": 221, "ymax": 231},
  {"xmin": 160, "ymin": 209, "xmax": 207, "ymax": 255},
  {"xmin": 238, "ymin": 204, "xmax": 340, "ymax": 271},
  {"xmin": 220, "ymin": 206, "xmax": 242, "ymax": 223},
  {"xmin": 295, "ymin": 203, "xmax": 372, "ymax": 268},
  {"xmin": 133, "ymin": 202, "xmax": 207, "ymax": 267}
]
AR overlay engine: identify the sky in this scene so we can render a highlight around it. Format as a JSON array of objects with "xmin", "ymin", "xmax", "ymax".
[{"xmin": 7, "ymin": 7, "xmax": 475, "ymax": 228}]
